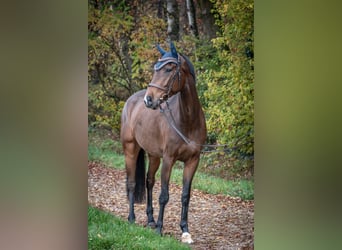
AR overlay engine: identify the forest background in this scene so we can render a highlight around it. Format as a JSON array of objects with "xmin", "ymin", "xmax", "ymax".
[{"xmin": 88, "ymin": 0, "xmax": 254, "ymax": 177}]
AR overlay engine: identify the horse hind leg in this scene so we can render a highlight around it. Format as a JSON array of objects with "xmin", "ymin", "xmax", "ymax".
[
  {"xmin": 134, "ymin": 149, "xmax": 146, "ymax": 203},
  {"xmin": 125, "ymin": 154, "xmax": 137, "ymax": 223},
  {"xmin": 146, "ymin": 155, "xmax": 160, "ymax": 228},
  {"xmin": 124, "ymin": 144, "xmax": 146, "ymax": 223}
]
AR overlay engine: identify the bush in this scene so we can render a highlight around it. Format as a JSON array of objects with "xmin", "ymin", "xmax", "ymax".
[{"xmin": 201, "ymin": 0, "xmax": 254, "ymax": 166}]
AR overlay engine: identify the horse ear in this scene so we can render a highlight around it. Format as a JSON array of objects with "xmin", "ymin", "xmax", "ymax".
[
  {"xmin": 156, "ymin": 44, "xmax": 166, "ymax": 56},
  {"xmin": 170, "ymin": 41, "xmax": 178, "ymax": 58}
]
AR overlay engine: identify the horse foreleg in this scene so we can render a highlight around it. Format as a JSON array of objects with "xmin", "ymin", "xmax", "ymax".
[
  {"xmin": 156, "ymin": 157, "xmax": 174, "ymax": 235},
  {"xmin": 180, "ymin": 157, "xmax": 199, "ymax": 244},
  {"xmin": 146, "ymin": 156, "xmax": 160, "ymax": 228}
]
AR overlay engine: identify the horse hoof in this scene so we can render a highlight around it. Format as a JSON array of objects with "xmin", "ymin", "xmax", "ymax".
[
  {"xmin": 147, "ymin": 221, "xmax": 156, "ymax": 228},
  {"xmin": 181, "ymin": 232, "xmax": 194, "ymax": 244}
]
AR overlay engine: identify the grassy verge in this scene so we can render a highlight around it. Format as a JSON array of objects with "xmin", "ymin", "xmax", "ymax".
[
  {"xmin": 88, "ymin": 128, "xmax": 254, "ymax": 200},
  {"xmin": 88, "ymin": 143, "xmax": 125, "ymax": 170},
  {"xmin": 88, "ymin": 206, "xmax": 190, "ymax": 250},
  {"xmin": 166, "ymin": 166, "xmax": 254, "ymax": 200}
]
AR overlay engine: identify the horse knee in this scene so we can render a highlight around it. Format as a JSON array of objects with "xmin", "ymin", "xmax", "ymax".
[
  {"xmin": 126, "ymin": 179, "xmax": 136, "ymax": 193},
  {"xmin": 159, "ymin": 190, "xmax": 169, "ymax": 205},
  {"xmin": 146, "ymin": 177, "xmax": 155, "ymax": 189},
  {"xmin": 146, "ymin": 206, "xmax": 153, "ymax": 215},
  {"xmin": 159, "ymin": 194, "xmax": 169, "ymax": 205}
]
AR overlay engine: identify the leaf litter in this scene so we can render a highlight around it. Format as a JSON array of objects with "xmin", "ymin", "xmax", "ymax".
[{"xmin": 88, "ymin": 161, "xmax": 254, "ymax": 249}]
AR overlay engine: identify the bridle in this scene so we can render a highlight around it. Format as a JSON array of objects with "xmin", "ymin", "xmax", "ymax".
[{"xmin": 148, "ymin": 55, "xmax": 181, "ymax": 103}]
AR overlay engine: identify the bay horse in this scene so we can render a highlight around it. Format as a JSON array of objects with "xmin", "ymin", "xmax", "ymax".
[{"xmin": 120, "ymin": 42, "xmax": 207, "ymax": 243}]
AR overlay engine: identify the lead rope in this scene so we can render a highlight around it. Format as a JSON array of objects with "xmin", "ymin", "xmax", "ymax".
[
  {"xmin": 159, "ymin": 101, "xmax": 191, "ymax": 144},
  {"xmin": 159, "ymin": 101, "xmax": 232, "ymax": 153},
  {"xmin": 154, "ymin": 57, "xmax": 251, "ymax": 155},
  {"xmin": 159, "ymin": 101, "xmax": 254, "ymax": 155}
]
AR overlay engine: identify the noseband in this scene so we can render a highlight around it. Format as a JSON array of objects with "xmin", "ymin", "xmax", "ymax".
[{"xmin": 148, "ymin": 56, "xmax": 181, "ymax": 102}]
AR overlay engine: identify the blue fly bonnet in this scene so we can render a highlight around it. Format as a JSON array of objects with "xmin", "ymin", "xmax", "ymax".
[{"xmin": 154, "ymin": 42, "xmax": 179, "ymax": 71}]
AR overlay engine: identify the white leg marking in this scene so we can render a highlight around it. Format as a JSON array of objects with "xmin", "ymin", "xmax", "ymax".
[{"xmin": 181, "ymin": 232, "xmax": 194, "ymax": 244}]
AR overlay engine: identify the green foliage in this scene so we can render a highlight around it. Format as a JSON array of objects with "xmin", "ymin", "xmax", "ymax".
[
  {"xmin": 88, "ymin": 0, "xmax": 254, "ymax": 172},
  {"xmin": 129, "ymin": 15, "xmax": 168, "ymax": 88},
  {"xmin": 88, "ymin": 128, "xmax": 124, "ymax": 168},
  {"xmin": 88, "ymin": 206, "xmax": 190, "ymax": 250},
  {"xmin": 88, "ymin": 1, "xmax": 168, "ymax": 133},
  {"xmin": 88, "ymin": 4, "xmax": 134, "ymax": 96},
  {"xmin": 88, "ymin": 3, "xmax": 133, "ymax": 131},
  {"xmin": 203, "ymin": 0, "xmax": 254, "ymax": 163},
  {"xmin": 88, "ymin": 84, "xmax": 125, "ymax": 132}
]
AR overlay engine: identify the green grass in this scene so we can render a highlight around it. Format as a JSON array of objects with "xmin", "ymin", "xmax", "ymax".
[
  {"xmin": 158, "ymin": 165, "xmax": 254, "ymax": 200},
  {"xmin": 88, "ymin": 128, "xmax": 124, "ymax": 169},
  {"xmin": 88, "ymin": 206, "xmax": 190, "ymax": 250},
  {"xmin": 88, "ymin": 128, "xmax": 254, "ymax": 200},
  {"xmin": 88, "ymin": 143, "xmax": 125, "ymax": 170}
]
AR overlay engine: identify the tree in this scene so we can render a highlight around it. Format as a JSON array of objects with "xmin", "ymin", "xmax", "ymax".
[
  {"xmin": 166, "ymin": 0, "xmax": 179, "ymax": 41},
  {"xmin": 186, "ymin": 0, "xmax": 199, "ymax": 38},
  {"xmin": 157, "ymin": 0, "xmax": 165, "ymax": 18},
  {"xmin": 88, "ymin": 0, "xmax": 167, "ymax": 131},
  {"xmin": 197, "ymin": 0, "xmax": 219, "ymax": 39},
  {"xmin": 203, "ymin": 0, "xmax": 254, "ymax": 164},
  {"xmin": 88, "ymin": 0, "xmax": 254, "ymax": 171}
]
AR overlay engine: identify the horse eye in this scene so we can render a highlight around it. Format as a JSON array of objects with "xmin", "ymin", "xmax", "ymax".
[{"xmin": 165, "ymin": 67, "xmax": 173, "ymax": 73}]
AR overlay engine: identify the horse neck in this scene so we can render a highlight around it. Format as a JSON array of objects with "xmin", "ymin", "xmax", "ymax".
[{"xmin": 178, "ymin": 76, "xmax": 202, "ymax": 129}]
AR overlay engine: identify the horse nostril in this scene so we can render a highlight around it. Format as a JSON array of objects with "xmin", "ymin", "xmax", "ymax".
[{"xmin": 144, "ymin": 95, "xmax": 153, "ymax": 108}]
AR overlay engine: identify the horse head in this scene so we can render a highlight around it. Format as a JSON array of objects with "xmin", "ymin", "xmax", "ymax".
[{"xmin": 144, "ymin": 42, "xmax": 186, "ymax": 109}]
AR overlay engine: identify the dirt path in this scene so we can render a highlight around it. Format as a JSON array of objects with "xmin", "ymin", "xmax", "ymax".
[{"xmin": 88, "ymin": 162, "xmax": 254, "ymax": 249}]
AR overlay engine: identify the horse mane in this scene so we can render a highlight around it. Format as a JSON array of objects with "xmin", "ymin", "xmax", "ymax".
[{"xmin": 180, "ymin": 53, "xmax": 196, "ymax": 83}]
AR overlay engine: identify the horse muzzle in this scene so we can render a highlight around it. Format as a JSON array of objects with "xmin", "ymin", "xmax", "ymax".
[{"xmin": 144, "ymin": 95, "xmax": 161, "ymax": 110}]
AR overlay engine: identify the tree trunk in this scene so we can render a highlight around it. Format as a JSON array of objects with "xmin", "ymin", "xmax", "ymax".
[
  {"xmin": 179, "ymin": 0, "xmax": 187, "ymax": 38},
  {"xmin": 186, "ymin": 0, "xmax": 199, "ymax": 38},
  {"xmin": 157, "ymin": 0, "xmax": 165, "ymax": 19},
  {"xmin": 197, "ymin": 0, "xmax": 218, "ymax": 39},
  {"xmin": 166, "ymin": 0, "xmax": 179, "ymax": 41}
]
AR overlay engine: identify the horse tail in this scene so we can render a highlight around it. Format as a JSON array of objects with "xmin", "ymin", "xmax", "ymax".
[{"xmin": 134, "ymin": 149, "xmax": 146, "ymax": 203}]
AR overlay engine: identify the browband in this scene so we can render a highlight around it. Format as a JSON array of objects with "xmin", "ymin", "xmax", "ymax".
[{"xmin": 154, "ymin": 57, "xmax": 178, "ymax": 71}]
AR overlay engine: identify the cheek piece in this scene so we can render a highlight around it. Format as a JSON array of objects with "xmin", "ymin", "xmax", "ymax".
[{"xmin": 148, "ymin": 55, "xmax": 181, "ymax": 104}]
